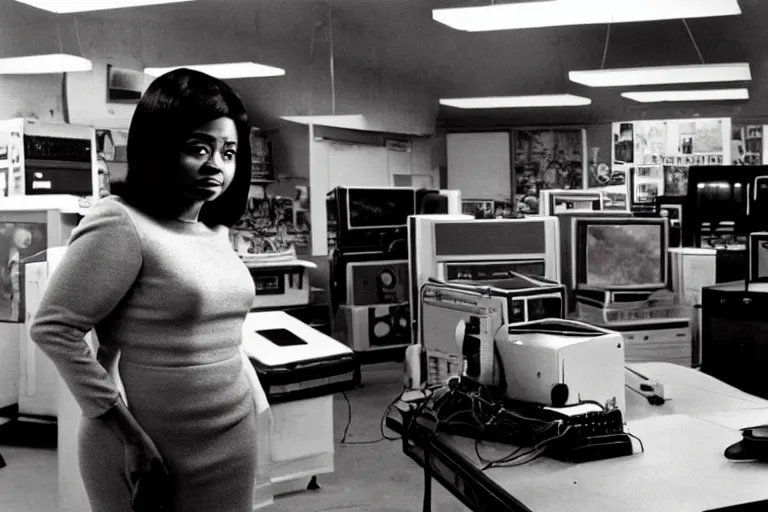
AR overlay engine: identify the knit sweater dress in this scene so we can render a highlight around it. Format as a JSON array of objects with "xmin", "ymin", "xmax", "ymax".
[{"xmin": 29, "ymin": 196, "xmax": 258, "ymax": 512}]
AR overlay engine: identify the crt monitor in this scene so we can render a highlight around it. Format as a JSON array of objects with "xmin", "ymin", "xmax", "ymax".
[
  {"xmin": 572, "ymin": 217, "xmax": 668, "ymax": 290},
  {"xmin": 346, "ymin": 187, "xmax": 416, "ymax": 230},
  {"xmin": 683, "ymin": 165, "xmax": 768, "ymax": 246}
]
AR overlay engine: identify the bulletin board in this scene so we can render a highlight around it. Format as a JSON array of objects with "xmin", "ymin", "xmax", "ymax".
[
  {"xmin": 608, "ymin": 118, "xmax": 731, "ymax": 206},
  {"xmin": 731, "ymin": 124, "xmax": 766, "ymax": 166}
]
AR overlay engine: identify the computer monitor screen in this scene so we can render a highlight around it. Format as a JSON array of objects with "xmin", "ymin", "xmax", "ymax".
[
  {"xmin": 347, "ymin": 188, "xmax": 415, "ymax": 229},
  {"xmin": 574, "ymin": 218, "xmax": 667, "ymax": 289},
  {"xmin": 696, "ymin": 181, "xmax": 746, "ymax": 222}
]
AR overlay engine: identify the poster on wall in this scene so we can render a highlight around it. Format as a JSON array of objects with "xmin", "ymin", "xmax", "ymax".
[
  {"xmin": 514, "ymin": 129, "xmax": 584, "ymax": 214},
  {"xmin": 230, "ymin": 187, "xmax": 311, "ymax": 255},
  {"xmin": 0, "ymin": 222, "xmax": 47, "ymax": 322},
  {"xmin": 731, "ymin": 125, "xmax": 763, "ymax": 165},
  {"xmin": 632, "ymin": 120, "xmax": 667, "ymax": 165},
  {"xmin": 249, "ymin": 128, "xmax": 276, "ymax": 183},
  {"xmin": 665, "ymin": 118, "xmax": 725, "ymax": 157},
  {"xmin": 614, "ymin": 123, "xmax": 634, "ymax": 164},
  {"xmin": 663, "ymin": 166, "xmax": 690, "ymax": 197},
  {"xmin": 612, "ymin": 118, "xmax": 728, "ymax": 168}
]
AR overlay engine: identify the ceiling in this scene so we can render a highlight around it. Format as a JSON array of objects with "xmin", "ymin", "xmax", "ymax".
[{"xmin": 1, "ymin": 0, "xmax": 766, "ymax": 127}]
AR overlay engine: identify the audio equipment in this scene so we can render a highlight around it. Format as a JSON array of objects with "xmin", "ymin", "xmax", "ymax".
[
  {"xmin": 345, "ymin": 259, "xmax": 409, "ymax": 306},
  {"xmin": 408, "ymin": 215, "xmax": 561, "ymax": 341},
  {"xmin": 334, "ymin": 302, "xmax": 411, "ymax": 351}
]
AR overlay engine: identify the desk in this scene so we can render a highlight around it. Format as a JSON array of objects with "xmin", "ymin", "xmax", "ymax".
[{"xmin": 390, "ymin": 363, "xmax": 768, "ymax": 512}]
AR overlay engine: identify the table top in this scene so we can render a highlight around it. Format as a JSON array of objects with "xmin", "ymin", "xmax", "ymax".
[{"xmin": 423, "ymin": 363, "xmax": 768, "ymax": 512}]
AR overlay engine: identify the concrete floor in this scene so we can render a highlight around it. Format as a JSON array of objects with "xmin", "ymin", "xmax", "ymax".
[{"xmin": 0, "ymin": 363, "xmax": 469, "ymax": 512}]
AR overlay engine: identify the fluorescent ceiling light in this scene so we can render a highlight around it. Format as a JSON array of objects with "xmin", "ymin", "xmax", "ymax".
[
  {"xmin": 440, "ymin": 94, "xmax": 591, "ymax": 109},
  {"xmin": 144, "ymin": 62, "xmax": 285, "ymax": 79},
  {"xmin": 13, "ymin": 0, "xmax": 194, "ymax": 13},
  {"xmin": 622, "ymin": 88, "xmax": 749, "ymax": 103},
  {"xmin": 0, "ymin": 54, "xmax": 92, "ymax": 74},
  {"xmin": 569, "ymin": 63, "xmax": 751, "ymax": 87},
  {"xmin": 432, "ymin": 0, "xmax": 741, "ymax": 32}
]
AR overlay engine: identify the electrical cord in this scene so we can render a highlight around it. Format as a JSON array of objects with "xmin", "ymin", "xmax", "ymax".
[{"xmin": 339, "ymin": 387, "xmax": 410, "ymax": 445}]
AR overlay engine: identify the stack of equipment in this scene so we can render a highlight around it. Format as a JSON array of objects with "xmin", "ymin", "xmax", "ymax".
[
  {"xmin": 327, "ymin": 186, "xmax": 460, "ymax": 361},
  {"xmin": 408, "ymin": 215, "xmax": 561, "ymax": 344},
  {"xmin": 570, "ymin": 215, "xmax": 693, "ymax": 366},
  {"xmin": 418, "ymin": 274, "xmax": 566, "ymax": 386}
]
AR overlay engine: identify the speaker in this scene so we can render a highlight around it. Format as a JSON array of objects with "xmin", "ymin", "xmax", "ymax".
[
  {"xmin": 346, "ymin": 260, "xmax": 408, "ymax": 306},
  {"xmin": 334, "ymin": 303, "xmax": 411, "ymax": 351}
]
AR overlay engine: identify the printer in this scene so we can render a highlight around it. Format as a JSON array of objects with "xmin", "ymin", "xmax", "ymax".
[{"xmin": 492, "ymin": 318, "xmax": 626, "ymax": 414}]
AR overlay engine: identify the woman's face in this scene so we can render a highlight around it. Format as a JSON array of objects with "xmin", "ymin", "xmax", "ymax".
[{"xmin": 178, "ymin": 117, "xmax": 238, "ymax": 203}]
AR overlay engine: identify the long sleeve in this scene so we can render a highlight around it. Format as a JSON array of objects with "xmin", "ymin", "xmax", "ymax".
[{"xmin": 29, "ymin": 199, "xmax": 143, "ymax": 418}]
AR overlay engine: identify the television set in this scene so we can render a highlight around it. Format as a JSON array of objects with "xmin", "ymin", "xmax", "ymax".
[
  {"xmin": 683, "ymin": 165, "xmax": 768, "ymax": 247},
  {"xmin": 326, "ymin": 186, "xmax": 417, "ymax": 255},
  {"xmin": 572, "ymin": 217, "xmax": 668, "ymax": 291},
  {"xmin": 347, "ymin": 187, "xmax": 416, "ymax": 230}
]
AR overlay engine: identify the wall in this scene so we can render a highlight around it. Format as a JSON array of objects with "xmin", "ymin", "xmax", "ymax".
[{"xmin": 0, "ymin": 74, "xmax": 63, "ymax": 122}]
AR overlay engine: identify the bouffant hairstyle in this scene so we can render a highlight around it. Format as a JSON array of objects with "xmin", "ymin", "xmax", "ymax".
[{"xmin": 114, "ymin": 68, "xmax": 251, "ymax": 227}]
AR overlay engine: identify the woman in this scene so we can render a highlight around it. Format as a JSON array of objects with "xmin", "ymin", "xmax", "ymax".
[{"xmin": 30, "ymin": 68, "xmax": 258, "ymax": 511}]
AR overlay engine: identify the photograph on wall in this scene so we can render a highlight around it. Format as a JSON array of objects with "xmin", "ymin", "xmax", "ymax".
[
  {"xmin": 230, "ymin": 187, "xmax": 311, "ymax": 255},
  {"xmin": 514, "ymin": 129, "xmax": 584, "ymax": 214},
  {"xmin": 732, "ymin": 124, "xmax": 763, "ymax": 165},
  {"xmin": 663, "ymin": 166, "xmax": 690, "ymax": 197},
  {"xmin": 693, "ymin": 119, "xmax": 724, "ymax": 154},
  {"xmin": 666, "ymin": 119, "xmax": 724, "ymax": 156},
  {"xmin": 249, "ymin": 128, "xmax": 276, "ymax": 183},
  {"xmin": 587, "ymin": 162, "xmax": 612, "ymax": 188},
  {"xmin": 0, "ymin": 222, "xmax": 47, "ymax": 322},
  {"xmin": 614, "ymin": 123, "xmax": 634, "ymax": 164},
  {"xmin": 0, "ymin": 131, "xmax": 8, "ymax": 163}
]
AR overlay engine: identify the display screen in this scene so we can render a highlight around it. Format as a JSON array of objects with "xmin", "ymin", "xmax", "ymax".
[
  {"xmin": 696, "ymin": 181, "xmax": 746, "ymax": 222},
  {"xmin": 527, "ymin": 296, "xmax": 563, "ymax": 321},
  {"xmin": 585, "ymin": 224, "xmax": 663, "ymax": 287},
  {"xmin": 347, "ymin": 188, "xmax": 415, "ymax": 228},
  {"xmin": 256, "ymin": 328, "xmax": 307, "ymax": 347},
  {"xmin": 253, "ymin": 274, "xmax": 282, "ymax": 294},
  {"xmin": 752, "ymin": 236, "xmax": 768, "ymax": 282}
]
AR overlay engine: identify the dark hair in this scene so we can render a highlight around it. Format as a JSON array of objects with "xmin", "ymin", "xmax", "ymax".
[{"xmin": 115, "ymin": 68, "xmax": 252, "ymax": 227}]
